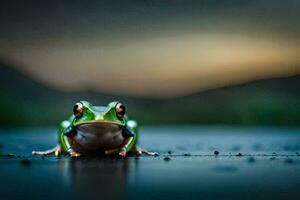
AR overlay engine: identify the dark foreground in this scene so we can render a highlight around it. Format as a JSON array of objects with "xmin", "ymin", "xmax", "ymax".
[{"xmin": 0, "ymin": 126, "xmax": 300, "ymax": 200}]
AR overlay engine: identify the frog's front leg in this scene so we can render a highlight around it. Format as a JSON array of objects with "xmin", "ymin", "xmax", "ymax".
[
  {"xmin": 105, "ymin": 137, "xmax": 133, "ymax": 158},
  {"xmin": 63, "ymin": 125, "xmax": 81, "ymax": 157},
  {"xmin": 104, "ymin": 147, "xmax": 127, "ymax": 158},
  {"xmin": 105, "ymin": 126, "xmax": 136, "ymax": 158}
]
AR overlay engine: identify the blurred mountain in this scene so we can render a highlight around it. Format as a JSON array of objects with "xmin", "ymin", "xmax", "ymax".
[{"xmin": 1, "ymin": 61, "xmax": 300, "ymax": 127}]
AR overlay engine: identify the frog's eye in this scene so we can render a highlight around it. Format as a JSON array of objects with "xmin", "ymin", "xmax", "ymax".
[
  {"xmin": 73, "ymin": 102, "xmax": 84, "ymax": 118},
  {"xmin": 115, "ymin": 103, "xmax": 126, "ymax": 119}
]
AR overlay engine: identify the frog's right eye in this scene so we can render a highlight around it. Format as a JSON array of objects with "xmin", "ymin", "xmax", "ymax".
[
  {"xmin": 115, "ymin": 103, "xmax": 126, "ymax": 119},
  {"xmin": 73, "ymin": 102, "xmax": 84, "ymax": 118}
]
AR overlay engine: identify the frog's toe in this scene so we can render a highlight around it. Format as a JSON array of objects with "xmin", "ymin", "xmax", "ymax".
[
  {"xmin": 143, "ymin": 150, "xmax": 159, "ymax": 156},
  {"xmin": 105, "ymin": 148, "xmax": 120, "ymax": 155},
  {"xmin": 131, "ymin": 149, "xmax": 142, "ymax": 156},
  {"xmin": 54, "ymin": 150, "xmax": 62, "ymax": 157},
  {"xmin": 70, "ymin": 152, "xmax": 81, "ymax": 157},
  {"xmin": 135, "ymin": 150, "xmax": 142, "ymax": 156},
  {"xmin": 118, "ymin": 149, "xmax": 127, "ymax": 158},
  {"xmin": 32, "ymin": 150, "xmax": 48, "ymax": 155}
]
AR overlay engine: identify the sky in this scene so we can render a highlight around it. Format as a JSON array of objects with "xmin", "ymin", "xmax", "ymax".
[{"xmin": 0, "ymin": 0, "xmax": 300, "ymax": 97}]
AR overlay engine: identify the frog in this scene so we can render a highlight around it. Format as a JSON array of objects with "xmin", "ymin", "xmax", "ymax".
[{"xmin": 32, "ymin": 101, "xmax": 157, "ymax": 158}]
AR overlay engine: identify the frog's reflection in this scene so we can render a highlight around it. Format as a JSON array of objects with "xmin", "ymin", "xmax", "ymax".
[{"xmin": 58, "ymin": 157, "xmax": 133, "ymax": 200}]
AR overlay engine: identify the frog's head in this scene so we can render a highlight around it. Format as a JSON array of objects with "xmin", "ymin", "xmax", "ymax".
[
  {"xmin": 72, "ymin": 101, "xmax": 127, "ymax": 127},
  {"xmin": 64, "ymin": 101, "xmax": 128, "ymax": 151}
]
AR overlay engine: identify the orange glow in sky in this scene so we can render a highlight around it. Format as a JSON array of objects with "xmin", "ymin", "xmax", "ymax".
[{"xmin": 0, "ymin": 1, "xmax": 299, "ymax": 97}]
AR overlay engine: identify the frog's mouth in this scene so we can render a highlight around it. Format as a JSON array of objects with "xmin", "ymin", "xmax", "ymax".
[{"xmin": 72, "ymin": 122, "xmax": 125, "ymax": 152}]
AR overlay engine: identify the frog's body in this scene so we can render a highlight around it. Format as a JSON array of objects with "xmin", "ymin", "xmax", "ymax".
[{"xmin": 33, "ymin": 101, "xmax": 157, "ymax": 158}]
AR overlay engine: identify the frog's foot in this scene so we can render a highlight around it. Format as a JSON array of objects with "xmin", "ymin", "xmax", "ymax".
[
  {"xmin": 69, "ymin": 151, "xmax": 81, "ymax": 157},
  {"xmin": 105, "ymin": 147, "xmax": 127, "ymax": 158},
  {"xmin": 130, "ymin": 145, "xmax": 142, "ymax": 156},
  {"xmin": 54, "ymin": 149, "xmax": 63, "ymax": 157},
  {"xmin": 142, "ymin": 150, "xmax": 159, "ymax": 156},
  {"xmin": 32, "ymin": 145, "xmax": 59, "ymax": 156},
  {"xmin": 118, "ymin": 148, "xmax": 127, "ymax": 158}
]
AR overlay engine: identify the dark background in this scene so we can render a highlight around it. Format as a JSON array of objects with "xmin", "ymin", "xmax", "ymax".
[
  {"xmin": 1, "ymin": 0, "xmax": 300, "ymax": 127},
  {"xmin": 1, "ymin": 2, "xmax": 300, "ymax": 200}
]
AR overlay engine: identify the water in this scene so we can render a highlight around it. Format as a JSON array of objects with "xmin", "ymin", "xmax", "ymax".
[{"xmin": 0, "ymin": 126, "xmax": 300, "ymax": 200}]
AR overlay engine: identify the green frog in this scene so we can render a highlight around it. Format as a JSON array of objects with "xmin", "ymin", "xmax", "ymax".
[{"xmin": 32, "ymin": 101, "xmax": 157, "ymax": 158}]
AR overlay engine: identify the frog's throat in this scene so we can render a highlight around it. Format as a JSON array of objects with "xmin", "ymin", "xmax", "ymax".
[
  {"xmin": 74, "ymin": 120, "xmax": 123, "ymax": 127},
  {"xmin": 71, "ymin": 122, "xmax": 125, "ymax": 151}
]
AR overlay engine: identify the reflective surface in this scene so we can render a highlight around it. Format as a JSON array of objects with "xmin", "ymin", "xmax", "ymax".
[{"xmin": 0, "ymin": 126, "xmax": 300, "ymax": 200}]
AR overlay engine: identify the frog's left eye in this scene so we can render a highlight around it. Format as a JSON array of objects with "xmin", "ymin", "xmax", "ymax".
[
  {"xmin": 73, "ymin": 102, "xmax": 84, "ymax": 118},
  {"xmin": 115, "ymin": 103, "xmax": 126, "ymax": 119}
]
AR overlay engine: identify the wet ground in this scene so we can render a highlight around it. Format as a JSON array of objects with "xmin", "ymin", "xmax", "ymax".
[{"xmin": 0, "ymin": 126, "xmax": 300, "ymax": 200}]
